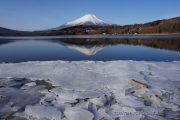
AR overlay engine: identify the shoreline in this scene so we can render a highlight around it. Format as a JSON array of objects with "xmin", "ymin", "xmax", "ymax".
[{"xmin": 0, "ymin": 33, "xmax": 180, "ymax": 38}]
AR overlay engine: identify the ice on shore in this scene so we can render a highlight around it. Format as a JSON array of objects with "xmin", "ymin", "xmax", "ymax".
[
  {"xmin": 0, "ymin": 60, "xmax": 180, "ymax": 120},
  {"xmin": 25, "ymin": 104, "xmax": 62, "ymax": 120},
  {"xmin": 64, "ymin": 107, "xmax": 94, "ymax": 120}
]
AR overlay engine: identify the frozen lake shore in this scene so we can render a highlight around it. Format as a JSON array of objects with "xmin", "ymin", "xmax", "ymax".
[{"xmin": 0, "ymin": 60, "xmax": 180, "ymax": 120}]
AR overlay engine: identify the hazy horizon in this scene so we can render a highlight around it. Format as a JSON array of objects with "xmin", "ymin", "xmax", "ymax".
[{"xmin": 0, "ymin": 0, "xmax": 180, "ymax": 31}]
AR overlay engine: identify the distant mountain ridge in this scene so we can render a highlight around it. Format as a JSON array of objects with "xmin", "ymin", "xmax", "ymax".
[
  {"xmin": 0, "ymin": 27, "xmax": 30, "ymax": 36},
  {"xmin": 0, "ymin": 16, "xmax": 180, "ymax": 36}
]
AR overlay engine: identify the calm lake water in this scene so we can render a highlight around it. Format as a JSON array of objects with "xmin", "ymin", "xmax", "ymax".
[{"xmin": 0, "ymin": 35, "xmax": 180, "ymax": 63}]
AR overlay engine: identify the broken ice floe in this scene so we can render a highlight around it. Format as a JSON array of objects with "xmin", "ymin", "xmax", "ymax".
[{"xmin": 0, "ymin": 61, "xmax": 180, "ymax": 120}]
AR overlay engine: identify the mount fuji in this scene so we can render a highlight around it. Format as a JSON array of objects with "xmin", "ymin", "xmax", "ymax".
[{"xmin": 54, "ymin": 14, "xmax": 110, "ymax": 30}]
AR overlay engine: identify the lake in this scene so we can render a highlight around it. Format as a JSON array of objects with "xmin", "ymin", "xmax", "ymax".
[{"xmin": 0, "ymin": 35, "xmax": 180, "ymax": 63}]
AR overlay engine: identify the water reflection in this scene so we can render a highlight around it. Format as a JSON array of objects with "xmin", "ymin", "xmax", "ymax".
[
  {"xmin": 51, "ymin": 38, "xmax": 180, "ymax": 52},
  {"xmin": 0, "ymin": 37, "xmax": 180, "ymax": 62}
]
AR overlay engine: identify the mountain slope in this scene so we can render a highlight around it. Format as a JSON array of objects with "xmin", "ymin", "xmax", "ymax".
[
  {"xmin": 0, "ymin": 27, "xmax": 30, "ymax": 36},
  {"xmin": 0, "ymin": 27, "xmax": 18, "ymax": 36}
]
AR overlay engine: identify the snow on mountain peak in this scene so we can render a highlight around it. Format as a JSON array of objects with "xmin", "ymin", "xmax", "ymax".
[
  {"xmin": 53, "ymin": 14, "xmax": 110, "ymax": 30},
  {"xmin": 65, "ymin": 14, "xmax": 108, "ymax": 26}
]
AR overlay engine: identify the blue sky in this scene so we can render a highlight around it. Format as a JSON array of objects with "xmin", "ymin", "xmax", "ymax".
[{"xmin": 0, "ymin": 0, "xmax": 180, "ymax": 31}]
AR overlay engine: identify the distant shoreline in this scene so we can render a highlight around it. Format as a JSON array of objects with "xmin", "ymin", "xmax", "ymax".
[
  {"xmin": 0, "ymin": 33, "xmax": 180, "ymax": 37},
  {"xmin": 124, "ymin": 33, "xmax": 180, "ymax": 35}
]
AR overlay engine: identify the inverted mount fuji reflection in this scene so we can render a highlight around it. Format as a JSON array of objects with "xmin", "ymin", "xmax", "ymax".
[{"xmin": 61, "ymin": 43, "xmax": 110, "ymax": 56}]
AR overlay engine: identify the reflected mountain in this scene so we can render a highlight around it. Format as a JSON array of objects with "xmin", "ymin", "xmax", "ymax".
[{"xmin": 61, "ymin": 43, "xmax": 109, "ymax": 55}]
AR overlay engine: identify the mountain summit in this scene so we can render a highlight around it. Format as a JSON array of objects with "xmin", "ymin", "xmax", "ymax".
[
  {"xmin": 55, "ymin": 14, "xmax": 109, "ymax": 30},
  {"xmin": 66, "ymin": 14, "xmax": 108, "ymax": 26}
]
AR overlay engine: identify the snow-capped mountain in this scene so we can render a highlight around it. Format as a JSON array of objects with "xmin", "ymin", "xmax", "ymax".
[{"xmin": 55, "ymin": 14, "xmax": 109, "ymax": 30}]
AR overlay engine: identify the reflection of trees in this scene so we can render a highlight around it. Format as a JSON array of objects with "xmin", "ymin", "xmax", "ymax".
[
  {"xmin": 1, "ymin": 38, "xmax": 180, "ymax": 52},
  {"xmin": 50, "ymin": 38, "xmax": 180, "ymax": 52},
  {"xmin": 0, "ymin": 39, "xmax": 14, "ymax": 45}
]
